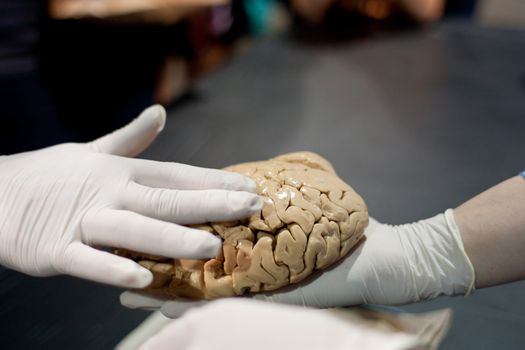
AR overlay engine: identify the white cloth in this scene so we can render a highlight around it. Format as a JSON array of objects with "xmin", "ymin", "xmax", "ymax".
[
  {"xmin": 139, "ymin": 299, "xmax": 421, "ymax": 350},
  {"xmin": 0, "ymin": 105, "xmax": 262, "ymax": 288}
]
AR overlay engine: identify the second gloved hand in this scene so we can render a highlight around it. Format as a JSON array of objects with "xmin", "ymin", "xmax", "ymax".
[
  {"xmin": 253, "ymin": 210, "xmax": 476, "ymax": 307},
  {"xmin": 0, "ymin": 105, "xmax": 262, "ymax": 288},
  {"xmin": 122, "ymin": 210, "xmax": 475, "ymax": 316}
]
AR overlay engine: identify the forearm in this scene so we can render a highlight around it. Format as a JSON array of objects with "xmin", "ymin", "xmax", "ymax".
[{"xmin": 454, "ymin": 175, "xmax": 525, "ymax": 288}]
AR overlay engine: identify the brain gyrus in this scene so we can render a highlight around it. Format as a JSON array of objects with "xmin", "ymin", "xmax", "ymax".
[{"xmin": 116, "ymin": 152, "xmax": 369, "ymax": 299}]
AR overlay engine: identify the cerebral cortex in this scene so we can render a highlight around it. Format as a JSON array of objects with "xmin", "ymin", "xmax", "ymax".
[{"xmin": 116, "ymin": 152, "xmax": 369, "ymax": 299}]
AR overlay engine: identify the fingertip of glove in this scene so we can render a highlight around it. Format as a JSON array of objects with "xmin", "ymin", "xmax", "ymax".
[
  {"xmin": 119, "ymin": 291, "xmax": 137, "ymax": 308},
  {"xmin": 200, "ymin": 235, "xmax": 222, "ymax": 258},
  {"xmin": 242, "ymin": 177, "xmax": 258, "ymax": 193},
  {"xmin": 224, "ymin": 173, "xmax": 257, "ymax": 193},
  {"xmin": 250, "ymin": 195, "xmax": 264, "ymax": 212},
  {"xmin": 229, "ymin": 191, "xmax": 263, "ymax": 212},
  {"xmin": 125, "ymin": 264, "xmax": 154, "ymax": 289},
  {"xmin": 182, "ymin": 229, "xmax": 222, "ymax": 258},
  {"xmin": 120, "ymin": 291, "xmax": 166, "ymax": 310},
  {"xmin": 143, "ymin": 104, "xmax": 166, "ymax": 133}
]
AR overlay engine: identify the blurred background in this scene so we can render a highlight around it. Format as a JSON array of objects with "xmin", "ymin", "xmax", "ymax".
[{"xmin": 1, "ymin": 0, "xmax": 525, "ymax": 348}]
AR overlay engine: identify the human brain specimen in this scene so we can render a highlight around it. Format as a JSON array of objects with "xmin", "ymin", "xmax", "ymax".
[{"xmin": 116, "ymin": 152, "xmax": 368, "ymax": 299}]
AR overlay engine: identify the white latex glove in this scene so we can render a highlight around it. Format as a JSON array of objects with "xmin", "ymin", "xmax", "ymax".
[
  {"xmin": 0, "ymin": 105, "xmax": 262, "ymax": 288},
  {"xmin": 121, "ymin": 210, "xmax": 475, "ymax": 315},
  {"xmin": 138, "ymin": 299, "xmax": 421, "ymax": 350},
  {"xmin": 254, "ymin": 210, "xmax": 475, "ymax": 307}
]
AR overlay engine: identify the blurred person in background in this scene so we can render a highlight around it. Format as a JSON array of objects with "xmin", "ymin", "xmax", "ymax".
[
  {"xmin": 0, "ymin": 0, "xmax": 67, "ymax": 154},
  {"xmin": 0, "ymin": 0, "xmax": 473, "ymax": 156},
  {"xmin": 1, "ymin": 0, "xmax": 244, "ymax": 154},
  {"xmin": 289, "ymin": 0, "xmax": 446, "ymax": 25},
  {"xmin": 282, "ymin": 0, "xmax": 478, "ymax": 41},
  {"xmin": 0, "ymin": 0, "xmax": 192, "ymax": 154}
]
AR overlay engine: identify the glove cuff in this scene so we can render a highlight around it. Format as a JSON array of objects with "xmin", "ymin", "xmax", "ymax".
[
  {"xmin": 396, "ymin": 210, "xmax": 476, "ymax": 301},
  {"xmin": 444, "ymin": 209, "xmax": 476, "ymax": 296}
]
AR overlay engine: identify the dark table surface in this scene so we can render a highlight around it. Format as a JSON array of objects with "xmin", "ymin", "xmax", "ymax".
[{"xmin": 1, "ymin": 20, "xmax": 525, "ymax": 349}]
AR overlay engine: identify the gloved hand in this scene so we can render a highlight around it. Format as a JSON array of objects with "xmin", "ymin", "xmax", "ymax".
[
  {"xmin": 254, "ymin": 210, "xmax": 475, "ymax": 307},
  {"xmin": 0, "ymin": 105, "xmax": 262, "ymax": 288},
  {"xmin": 138, "ymin": 299, "xmax": 420, "ymax": 350},
  {"xmin": 121, "ymin": 210, "xmax": 475, "ymax": 316}
]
